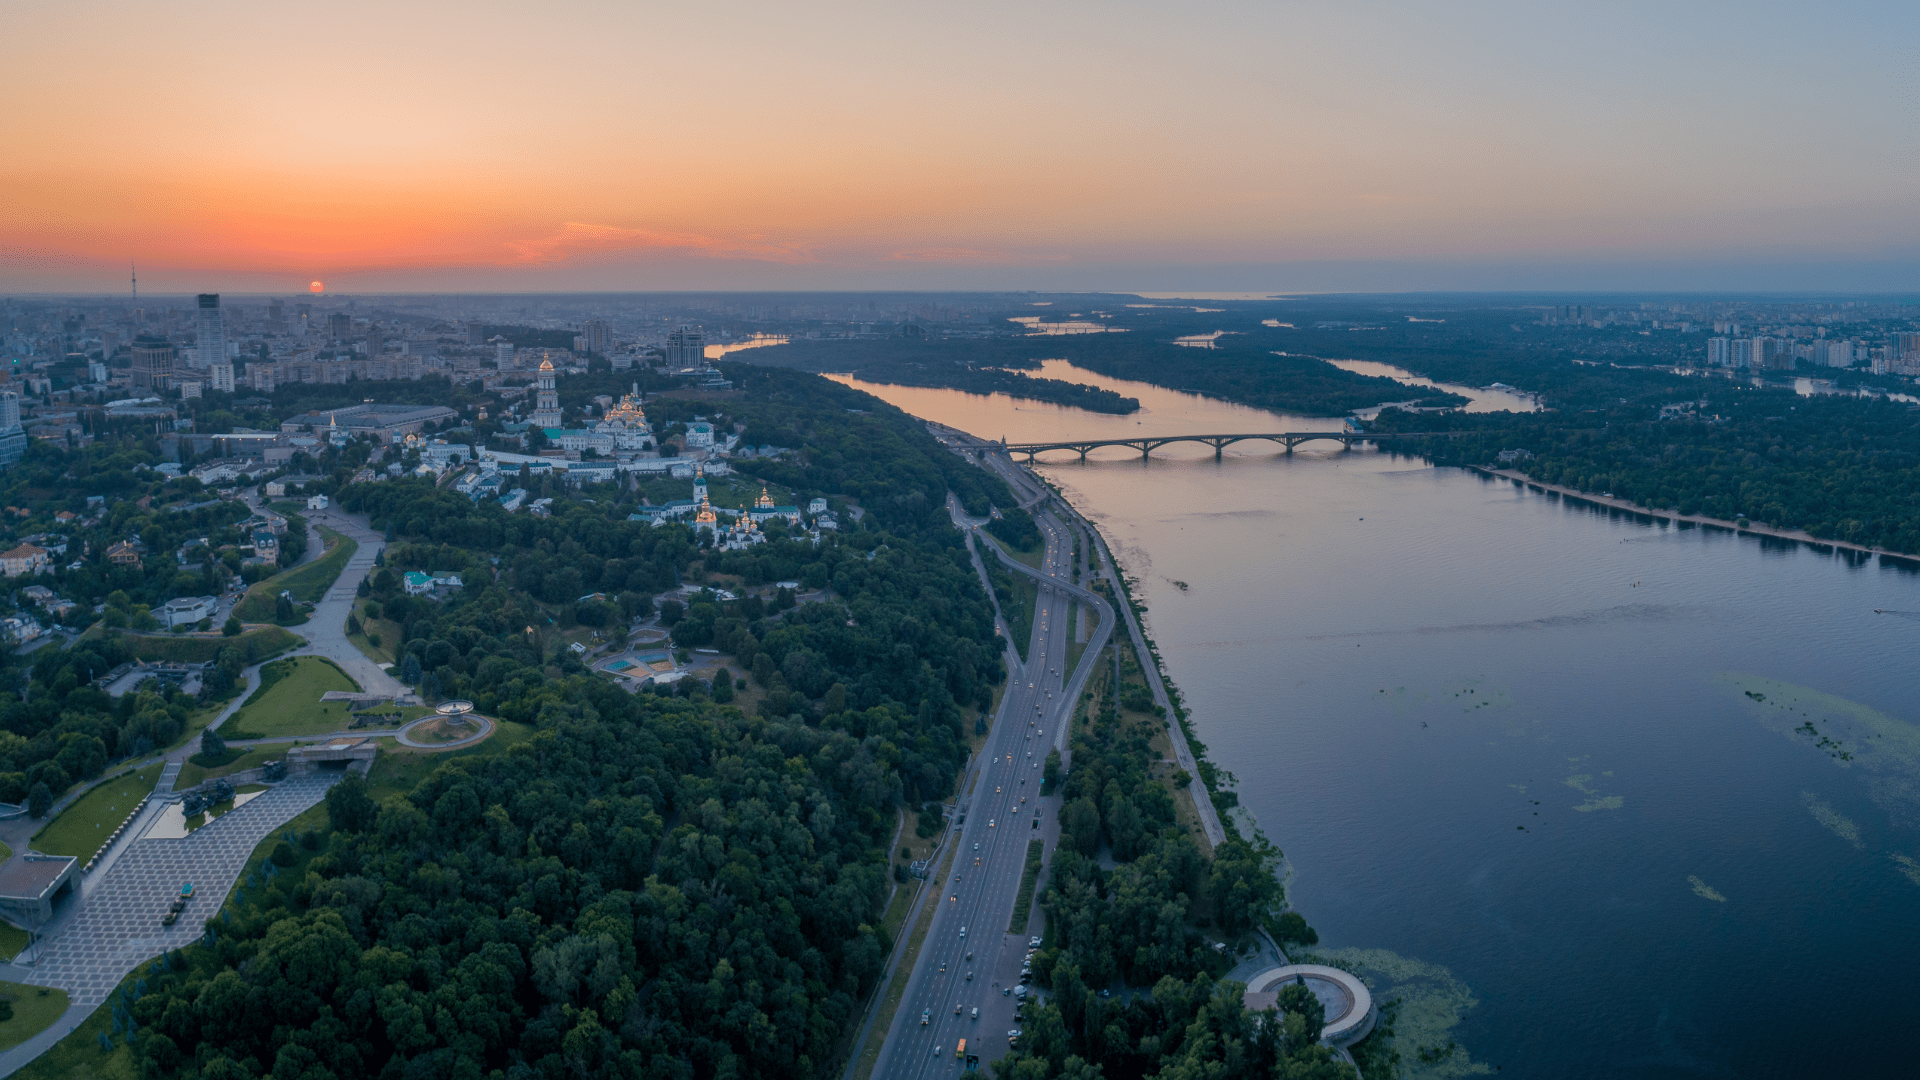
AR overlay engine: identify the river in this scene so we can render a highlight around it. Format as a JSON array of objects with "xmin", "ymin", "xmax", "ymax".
[{"xmin": 829, "ymin": 362, "xmax": 1920, "ymax": 1079}]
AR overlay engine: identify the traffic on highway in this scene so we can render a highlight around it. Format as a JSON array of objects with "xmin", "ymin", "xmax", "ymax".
[{"xmin": 868, "ymin": 481, "xmax": 1111, "ymax": 1078}]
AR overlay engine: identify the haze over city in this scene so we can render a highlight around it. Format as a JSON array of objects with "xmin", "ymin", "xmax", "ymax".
[{"xmin": 4, "ymin": 0, "xmax": 1918, "ymax": 294}]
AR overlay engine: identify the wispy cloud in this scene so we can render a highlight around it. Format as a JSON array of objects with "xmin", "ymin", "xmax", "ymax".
[
  {"xmin": 503, "ymin": 222, "xmax": 815, "ymax": 266},
  {"xmin": 885, "ymin": 247, "xmax": 1069, "ymax": 263}
]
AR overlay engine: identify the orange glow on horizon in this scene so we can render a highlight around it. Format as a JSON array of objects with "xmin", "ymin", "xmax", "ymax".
[
  {"xmin": 0, "ymin": 1, "xmax": 1910, "ymax": 292},
  {"xmin": 309, "ymin": 281, "xmax": 324, "ymax": 293}
]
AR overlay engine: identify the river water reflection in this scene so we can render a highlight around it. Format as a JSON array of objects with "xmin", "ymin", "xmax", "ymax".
[{"xmin": 831, "ymin": 363, "xmax": 1919, "ymax": 1079}]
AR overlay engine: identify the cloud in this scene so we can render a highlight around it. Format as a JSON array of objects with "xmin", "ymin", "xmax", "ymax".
[
  {"xmin": 503, "ymin": 222, "xmax": 814, "ymax": 266},
  {"xmin": 885, "ymin": 247, "xmax": 1070, "ymax": 264}
]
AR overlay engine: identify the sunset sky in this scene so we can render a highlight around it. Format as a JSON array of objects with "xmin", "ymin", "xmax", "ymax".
[{"xmin": 4, "ymin": 0, "xmax": 1916, "ymax": 294}]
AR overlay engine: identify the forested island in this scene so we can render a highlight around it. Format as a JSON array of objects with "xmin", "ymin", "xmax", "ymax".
[{"xmin": 739, "ymin": 335, "xmax": 1464, "ymax": 418}]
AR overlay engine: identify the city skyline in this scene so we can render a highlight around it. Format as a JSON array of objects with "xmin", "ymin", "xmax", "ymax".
[{"xmin": 3, "ymin": 0, "xmax": 1917, "ymax": 294}]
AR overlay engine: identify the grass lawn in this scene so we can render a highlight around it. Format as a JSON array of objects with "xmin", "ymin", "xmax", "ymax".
[
  {"xmin": 175, "ymin": 745, "xmax": 284, "ymax": 789},
  {"xmin": 0, "ymin": 922, "xmax": 27, "ymax": 962},
  {"xmin": 233, "ymin": 526, "xmax": 357, "ymax": 622},
  {"xmin": 222, "ymin": 657, "xmax": 360, "ymax": 738},
  {"xmin": 347, "ymin": 599, "xmax": 403, "ymax": 666},
  {"xmin": 30, "ymin": 764, "xmax": 164, "ymax": 860},
  {"xmin": 364, "ymin": 718, "xmax": 536, "ymax": 801},
  {"xmin": 120, "ymin": 625, "xmax": 301, "ymax": 665},
  {"xmin": 0, "ymin": 981, "xmax": 71, "ymax": 1052}
]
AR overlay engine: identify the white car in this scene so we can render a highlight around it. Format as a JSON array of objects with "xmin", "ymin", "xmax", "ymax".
[{"xmin": 960, "ymin": 926, "xmax": 967, "ymax": 937}]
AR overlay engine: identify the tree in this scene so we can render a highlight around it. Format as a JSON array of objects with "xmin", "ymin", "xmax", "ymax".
[
  {"xmin": 222, "ymin": 616, "xmax": 241, "ymax": 636},
  {"xmin": 274, "ymin": 593, "xmax": 294, "ymax": 621},
  {"xmin": 325, "ymin": 773, "xmax": 375, "ymax": 833},
  {"xmin": 26, "ymin": 782, "xmax": 51, "ymax": 818},
  {"xmin": 201, "ymin": 728, "xmax": 226, "ymax": 758},
  {"xmin": 1060, "ymin": 796, "xmax": 1102, "ymax": 857}
]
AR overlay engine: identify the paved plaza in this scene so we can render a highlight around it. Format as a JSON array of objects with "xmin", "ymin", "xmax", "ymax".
[{"xmin": 18, "ymin": 776, "xmax": 337, "ymax": 1006}]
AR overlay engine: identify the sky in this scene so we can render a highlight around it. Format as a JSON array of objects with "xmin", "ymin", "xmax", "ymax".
[{"xmin": 3, "ymin": 0, "xmax": 1917, "ymax": 294}]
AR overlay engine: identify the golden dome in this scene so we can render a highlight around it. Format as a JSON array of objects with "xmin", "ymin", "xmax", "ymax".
[
  {"xmin": 539, "ymin": 359, "xmax": 555, "ymax": 372},
  {"xmin": 755, "ymin": 486, "xmax": 774, "ymax": 509},
  {"xmin": 695, "ymin": 494, "xmax": 717, "ymax": 525}
]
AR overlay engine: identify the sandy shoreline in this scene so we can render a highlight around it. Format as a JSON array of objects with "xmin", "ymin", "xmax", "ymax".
[{"xmin": 1472, "ymin": 466, "xmax": 1920, "ymax": 565}]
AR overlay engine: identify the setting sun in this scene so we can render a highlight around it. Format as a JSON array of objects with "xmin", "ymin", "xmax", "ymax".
[{"xmin": 309, "ymin": 280, "xmax": 324, "ymax": 293}]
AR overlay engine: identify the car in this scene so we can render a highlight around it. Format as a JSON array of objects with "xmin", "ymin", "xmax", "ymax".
[
  {"xmin": 989, "ymin": 819, "xmax": 995, "ymax": 827},
  {"xmin": 1098, "ymin": 989, "xmax": 1111, "ymax": 998},
  {"xmin": 960, "ymin": 926, "xmax": 967, "ymax": 937},
  {"xmin": 1013, "ymin": 985, "xmax": 1027, "ymax": 997},
  {"xmin": 921, "ymin": 1010, "xmax": 931, "ymax": 1025},
  {"xmin": 1009, "ymin": 1029, "xmax": 1023, "ymax": 1038},
  {"xmin": 973, "ymin": 843, "xmax": 979, "ymax": 851},
  {"xmin": 1030, "ymin": 937, "xmax": 1042, "ymax": 947},
  {"xmin": 161, "ymin": 910, "xmax": 178, "ymax": 926},
  {"xmin": 955, "ymin": 1004, "xmax": 963, "ymax": 1015},
  {"xmin": 971, "ymin": 1007, "xmax": 979, "ymax": 1019}
]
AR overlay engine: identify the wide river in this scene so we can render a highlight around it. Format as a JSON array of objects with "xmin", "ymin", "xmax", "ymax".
[{"xmin": 829, "ymin": 362, "xmax": 1919, "ymax": 1079}]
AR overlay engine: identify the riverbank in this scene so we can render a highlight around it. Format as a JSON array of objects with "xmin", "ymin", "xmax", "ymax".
[{"xmin": 1475, "ymin": 466, "xmax": 1920, "ymax": 564}]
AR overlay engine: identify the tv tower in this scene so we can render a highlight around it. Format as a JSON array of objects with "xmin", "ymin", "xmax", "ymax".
[{"xmin": 131, "ymin": 261, "xmax": 137, "ymax": 302}]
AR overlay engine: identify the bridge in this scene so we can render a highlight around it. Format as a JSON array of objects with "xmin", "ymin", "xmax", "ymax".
[{"xmin": 977, "ymin": 430, "xmax": 1459, "ymax": 462}]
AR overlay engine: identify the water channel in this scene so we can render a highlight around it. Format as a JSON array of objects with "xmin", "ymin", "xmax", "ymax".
[{"xmin": 829, "ymin": 362, "xmax": 1920, "ymax": 1079}]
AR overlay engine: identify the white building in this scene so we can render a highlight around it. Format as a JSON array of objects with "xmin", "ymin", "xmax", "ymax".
[
  {"xmin": 531, "ymin": 360, "xmax": 563, "ymax": 428},
  {"xmin": 684, "ymin": 422, "xmax": 715, "ymax": 449},
  {"xmin": 210, "ymin": 362, "xmax": 235, "ymax": 392},
  {"xmin": 308, "ymin": 494, "xmax": 329, "ymax": 510},
  {"xmin": 161, "ymin": 595, "xmax": 218, "ymax": 627},
  {"xmin": 496, "ymin": 341, "xmax": 516, "ymax": 369}
]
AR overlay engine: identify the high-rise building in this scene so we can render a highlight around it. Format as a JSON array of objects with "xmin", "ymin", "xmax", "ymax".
[
  {"xmin": 496, "ymin": 341, "xmax": 516, "ymax": 369},
  {"xmin": 0, "ymin": 392, "xmax": 22, "ymax": 469},
  {"xmin": 665, "ymin": 324, "xmax": 705, "ymax": 367},
  {"xmin": 268, "ymin": 298, "xmax": 285, "ymax": 326},
  {"xmin": 581, "ymin": 319, "xmax": 612, "ymax": 356},
  {"xmin": 1898, "ymin": 333, "xmax": 1920, "ymax": 360},
  {"xmin": 365, "ymin": 324, "xmax": 385, "ymax": 357},
  {"xmin": 327, "ymin": 312, "xmax": 352, "ymax": 340},
  {"xmin": 531, "ymin": 359, "xmax": 563, "ymax": 427},
  {"xmin": 195, "ymin": 294, "xmax": 225, "ymax": 370},
  {"xmin": 1706, "ymin": 338, "xmax": 1730, "ymax": 367},
  {"xmin": 210, "ymin": 362, "xmax": 235, "ymax": 393},
  {"xmin": 131, "ymin": 334, "xmax": 176, "ymax": 389},
  {"xmin": 1730, "ymin": 338, "xmax": 1754, "ymax": 369},
  {"xmin": 467, "ymin": 323, "xmax": 486, "ymax": 346}
]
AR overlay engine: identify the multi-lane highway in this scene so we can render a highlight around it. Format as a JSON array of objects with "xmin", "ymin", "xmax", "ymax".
[{"xmin": 866, "ymin": 496, "xmax": 1110, "ymax": 1077}]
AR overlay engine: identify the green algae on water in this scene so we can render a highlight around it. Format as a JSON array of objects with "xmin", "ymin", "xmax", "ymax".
[
  {"xmin": 1720, "ymin": 672, "xmax": 1920, "ymax": 828},
  {"xmin": 1564, "ymin": 772, "xmax": 1624, "ymax": 811},
  {"xmin": 1688, "ymin": 875, "xmax": 1728, "ymax": 902},
  {"xmin": 1303, "ymin": 947, "xmax": 1492, "ymax": 1079},
  {"xmin": 1801, "ymin": 792, "xmax": 1864, "ymax": 849},
  {"xmin": 1891, "ymin": 852, "xmax": 1920, "ymax": 888}
]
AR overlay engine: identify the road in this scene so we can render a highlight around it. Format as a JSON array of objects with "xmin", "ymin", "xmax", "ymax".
[
  {"xmin": 953, "ymin": 432, "xmax": 1228, "ymax": 850},
  {"xmin": 867, "ymin": 499, "xmax": 1112, "ymax": 1078}
]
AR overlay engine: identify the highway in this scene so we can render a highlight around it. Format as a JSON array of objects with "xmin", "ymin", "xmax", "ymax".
[{"xmin": 865, "ymin": 494, "xmax": 1111, "ymax": 1077}]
